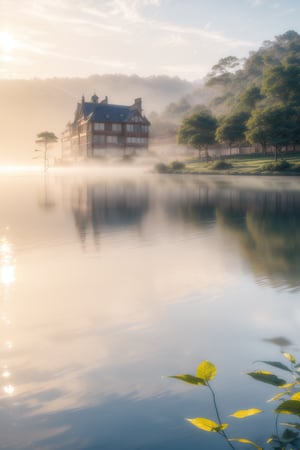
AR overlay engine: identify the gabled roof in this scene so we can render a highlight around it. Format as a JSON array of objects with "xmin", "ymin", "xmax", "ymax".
[{"xmin": 76, "ymin": 101, "xmax": 150, "ymax": 125}]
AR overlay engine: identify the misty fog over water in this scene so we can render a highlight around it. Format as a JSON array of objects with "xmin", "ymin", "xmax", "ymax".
[{"xmin": 0, "ymin": 169, "xmax": 300, "ymax": 449}]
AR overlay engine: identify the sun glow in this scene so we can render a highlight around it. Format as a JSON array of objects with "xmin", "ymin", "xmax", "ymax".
[{"xmin": 0, "ymin": 32, "xmax": 16, "ymax": 53}]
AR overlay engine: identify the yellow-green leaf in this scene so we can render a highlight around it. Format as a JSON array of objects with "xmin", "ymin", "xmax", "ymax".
[
  {"xmin": 229, "ymin": 438, "xmax": 262, "ymax": 449},
  {"xmin": 186, "ymin": 417, "xmax": 228, "ymax": 432},
  {"xmin": 279, "ymin": 382, "xmax": 296, "ymax": 389},
  {"xmin": 282, "ymin": 352, "xmax": 296, "ymax": 364},
  {"xmin": 281, "ymin": 422, "xmax": 300, "ymax": 430},
  {"xmin": 168, "ymin": 374, "xmax": 206, "ymax": 386},
  {"xmin": 247, "ymin": 371, "xmax": 286, "ymax": 386},
  {"xmin": 230, "ymin": 409, "xmax": 262, "ymax": 419},
  {"xmin": 275, "ymin": 400, "xmax": 300, "ymax": 416},
  {"xmin": 291, "ymin": 392, "xmax": 300, "ymax": 401},
  {"xmin": 196, "ymin": 361, "xmax": 217, "ymax": 383},
  {"xmin": 268, "ymin": 391, "xmax": 287, "ymax": 402}
]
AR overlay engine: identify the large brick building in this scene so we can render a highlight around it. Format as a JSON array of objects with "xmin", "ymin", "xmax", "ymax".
[{"xmin": 62, "ymin": 94, "xmax": 150, "ymax": 160}]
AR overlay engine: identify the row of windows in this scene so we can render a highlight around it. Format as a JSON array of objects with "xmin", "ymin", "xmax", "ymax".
[
  {"xmin": 126, "ymin": 137, "xmax": 147, "ymax": 145},
  {"xmin": 93, "ymin": 123, "xmax": 148, "ymax": 133},
  {"xmin": 93, "ymin": 135, "xmax": 148, "ymax": 145}
]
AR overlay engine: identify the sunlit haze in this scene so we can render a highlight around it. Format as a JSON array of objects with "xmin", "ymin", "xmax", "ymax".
[{"xmin": 0, "ymin": 0, "xmax": 299, "ymax": 80}]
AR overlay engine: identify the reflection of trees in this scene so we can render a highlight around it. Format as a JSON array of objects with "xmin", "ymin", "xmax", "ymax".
[
  {"xmin": 165, "ymin": 182, "xmax": 300, "ymax": 290},
  {"xmin": 38, "ymin": 175, "xmax": 56, "ymax": 210},
  {"xmin": 215, "ymin": 190, "xmax": 300, "ymax": 290},
  {"xmin": 71, "ymin": 181, "xmax": 149, "ymax": 244},
  {"xmin": 166, "ymin": 186, "xmax": 216, "ymax": 227}
]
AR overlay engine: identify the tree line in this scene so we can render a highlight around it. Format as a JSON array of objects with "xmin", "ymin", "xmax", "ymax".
[{"xmin": 176, "ymin": 30, "xmax": 300, "ymax": 160}]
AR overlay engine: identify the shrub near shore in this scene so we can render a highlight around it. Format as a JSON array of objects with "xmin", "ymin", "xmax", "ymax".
[{"xmin": 154, "ymin": 155, "xmax": 300, "ymax": 175}]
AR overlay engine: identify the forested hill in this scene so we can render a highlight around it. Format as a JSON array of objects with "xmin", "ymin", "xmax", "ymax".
[
  {"xmin": 0, "ymin": 74, "xmax": 197, "ymax": 163},
  {"xmin": 159, "ymin": 30, "xmax": 300, "ymax": 123},
  {"xmin": 205, "ymin": 29, "xmax": 300, "ymax": 115}
]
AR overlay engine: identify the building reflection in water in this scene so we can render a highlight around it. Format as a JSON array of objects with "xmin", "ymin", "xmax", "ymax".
[
  {"xmin": 71, "ymin": 180, "xmax": 149, "ymax": 246},
  {"xmin": 0, "ymin": 235, "xmax": 16, "ymax": 397},
  {"xmin": 68, "ymin": 177, "xmax": 300, "ymax": 290}
]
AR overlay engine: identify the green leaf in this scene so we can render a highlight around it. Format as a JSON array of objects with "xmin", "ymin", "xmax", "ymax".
[
  {"xmin": 291, "ymin": 392, "xmax": 300, "ymax": 401},
  {"xmin": 275, "ymin": 400, "xmax": 300, "ymax": 416},
  {"xmin": 281, "ymin": 422, "xmax": 300, "ymax": 430},
  {"xmin": 266, "ymin": 435, "xmax": 279, "ymax": 444},
  {"xmin": 247, "ymin": 371, "xmax": 286, "ymax": 386},
  {"xmin": 168, "ymin": 374, "xmax": 206, "ymax": 386},
  {"xmin": 230, "ymin": 409, "xmax": 262, "ymax": 419},
  {"xmin": 196, "ymin": 361, "xmax": 217, "ymax": 383},
  {"xmin": 186, "ymin": 417, "xmax": 228, "ymax": 432},
  {"xmin": 229, "ymin": 438, "xmax": 262, "ymax": 449},
  {"xmin": 282, "ymin": 352, "xmax": 296, "ymax": 364},
  {"xmin": 281, "ymin": 428, "xmax": 298, "ymax": 442},
  {"xmin": 257, "ymin": 360, "xmax": 292, "ymax": 373}
]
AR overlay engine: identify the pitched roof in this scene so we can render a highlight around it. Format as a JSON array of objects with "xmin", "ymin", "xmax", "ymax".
[{"xmin": 80, "ymin": 102, "xmax": 149, "ymax": 124}]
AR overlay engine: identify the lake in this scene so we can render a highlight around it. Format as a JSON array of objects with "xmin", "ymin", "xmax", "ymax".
[{"xmin": 0, "ymin": 168, "xmax": 300, "ymax": 449}]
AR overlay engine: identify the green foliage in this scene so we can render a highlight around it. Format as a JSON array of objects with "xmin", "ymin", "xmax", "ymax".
[
  {"xmin": 35, "ymin": 131, "xmax": 58, "ymax": 171},
  {"xmin": 168, "ymin": 374, "xmax": 207, "ymax": 386},
  {"xmin": 239, "ymin": 85, "xmax": 263, "ymax": 111},
  {"xmin": 35, "ymin": 131, "xmax": 58, "ymax": 145},
  {"xmin": 169, "ymin": 351, "xmax": 300, "ymax": 449},
  {"xmin": 247, "ymin": 371, "xmax": 286, "ymax": 386},
  {"xmin": 216, "ymin": 111, "xmax": 250, "ymax": 150},
  {"xmin": 209, "ymin": 160, "xmax": 233, "ymax": 170},
  {"xmin": 170, "ymin": 160, "xmax": 185, "ymax": 171},
  {"xmin": 177, "ymin": 111, "xmax": 217, "ymax": 152},
  {"xmin": 154, "ymin": 161, "xmax": 185, "ymax": 173},
  {"xmin": 262, "ymin": 160, "xmax": 291, "ymax": 172},
  {"xmin": 155, "ymin": 162, "xmax": 169, "ymax": 173}
]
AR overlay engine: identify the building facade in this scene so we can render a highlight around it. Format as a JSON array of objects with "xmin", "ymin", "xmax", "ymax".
[{"xmin": 62, "ymin": 95, "xmax": 150, "ymax": 160}]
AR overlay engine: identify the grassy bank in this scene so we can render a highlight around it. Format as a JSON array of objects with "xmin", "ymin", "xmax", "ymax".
[{"xmin": 155, "ymin": 153, "xmax": 300, "ymax": 175}]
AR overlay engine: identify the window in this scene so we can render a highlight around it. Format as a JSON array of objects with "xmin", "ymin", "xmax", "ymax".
[
  {"xmin": 107, "ymin": 136, "xmax": 118, "ymax": 144},
  {"xmin": 94, "ymin": 123, "xmax": 105, "ymax": 131},
  {"xmin": 141, "ymin": 125, "xmax": 148, "ymax": 134},
  {"xmin": 112, "ymin": 123, "xmax": 122, "ymax": 132},
  {"xmin": 93, "ymin": 135, "xmax": 105, "ymax": 145},
  {"xmin": 126, "ymin": 124, "xmax": 134, "ymax": 133},
  {"xmin": 126, "ymin": 137, "xmax": 147, "ymax": 145}
]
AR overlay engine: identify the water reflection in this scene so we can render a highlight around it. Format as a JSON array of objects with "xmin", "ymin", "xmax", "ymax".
[
  {"xmin": 0, "ymin": 236, "xmax": 16, "ymax": 399},
  {"xmin": 69, "ymin": 176, "xmax": 300, "ymax": 290},
  {"xmin": 71, "ymin": 179, "xmax": 149, "ymax": 245},
  {"xmin": 0, "ymin": 173, "xmax": 299, "ymax": 449}
]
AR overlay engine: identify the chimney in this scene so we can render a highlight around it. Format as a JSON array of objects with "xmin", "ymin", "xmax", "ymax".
[
  {"xmin": 101, "ymin": 96, "xmax": 108, "ymax": 104},
  {"xmin": 81, "ymin": 95, "xmax": 85, "ymax": 103},
  {"xmin": 134, "ymin": 98, "xmax": 142, "ymax": 112},
  {"xmin": 91, "ymin": 94, "xmax": 99, "ymax": 103}
]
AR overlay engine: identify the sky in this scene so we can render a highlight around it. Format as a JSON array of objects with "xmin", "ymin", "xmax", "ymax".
[{"xmin": 0, "ymin": 0, "xmax": 299, "ymax": 81}]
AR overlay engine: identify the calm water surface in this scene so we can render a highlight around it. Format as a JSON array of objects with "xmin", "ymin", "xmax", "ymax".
[{"xmin": 0, "ymin": 169, "xmax": 300, "ymax": 449}]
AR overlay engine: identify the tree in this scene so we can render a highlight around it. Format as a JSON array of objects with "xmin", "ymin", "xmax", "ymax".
[
  {"xmin": 35, "ymin": 131, "xmax": 58, "ymax": 171},
  {"xmin": 239, "ymin": 85, "xmax": 263, "ymax": 111},
  {"xmin": 262, "ymin": 61, "xmax": 300, "ymax": 106},
  {"xmin": 246, "ymin": 106, "xmax": 300, "ymax": 160},
  {"xmin": 177, "ymin": 111, "xmax": 218, "ymax": 160},
  {"xmin": 216, "ymin": 111, "xmax": 250, "ymax": 154}
]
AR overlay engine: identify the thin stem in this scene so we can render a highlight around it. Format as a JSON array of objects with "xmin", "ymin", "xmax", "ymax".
[{"xmin": 207, "ymin": 382, "xmax": 236, "ymax": 450}]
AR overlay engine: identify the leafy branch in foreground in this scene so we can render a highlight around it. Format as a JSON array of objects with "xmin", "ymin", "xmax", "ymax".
[{"xmin": 169, "ymin": 352, "xmax": 300, "ymax": 450}]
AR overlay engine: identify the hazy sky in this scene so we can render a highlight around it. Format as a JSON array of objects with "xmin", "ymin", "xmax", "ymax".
[{"xmin": 0, "ymin": 0, "xmax": 299, "ymax": 81}]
